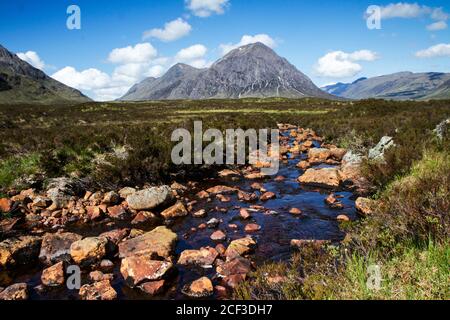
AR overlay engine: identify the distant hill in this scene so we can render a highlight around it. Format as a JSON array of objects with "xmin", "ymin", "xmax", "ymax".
[
  {"xmin": 120, "ymin": 42, "xmax": 334, "ymax": 101},
  {"xmin": 321, "ymin": 72, "xmax": 450, "ymax": 100},
  {"xmin": 0, "ymin": 44, "xmax": 91, "ymax": 104}
]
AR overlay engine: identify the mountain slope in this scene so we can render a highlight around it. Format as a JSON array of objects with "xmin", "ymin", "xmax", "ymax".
[
  {"xmin": 321, "ymin": 78, "xmax": 367, "ymax": 96},
  {"xmin": 322, "ymin": 72, "xmax": 450, "ymax": 100},
  {"xmin": 120, "ymin": 42, "xmax": 334, "ymax": 101},
  {"xmin": 0, "ymin": 44, "xmax": 91, "ymax": 104}
]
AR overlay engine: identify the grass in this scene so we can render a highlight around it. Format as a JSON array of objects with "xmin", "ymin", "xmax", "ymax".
[{"xmin": 0, "ymin": 153, "xmax": 41, "ymax": 190}]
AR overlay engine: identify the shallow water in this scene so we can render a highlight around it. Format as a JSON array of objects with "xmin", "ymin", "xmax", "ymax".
[{"xmin": 5, "ymin": 132, "xmax": 357, "ymax": 300}]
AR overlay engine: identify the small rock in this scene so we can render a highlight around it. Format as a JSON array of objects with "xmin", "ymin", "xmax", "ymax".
[
  {"xmin": 118, "ymin": 226, "xmax": 177, "ymax": 259},
  {"xmin": 0, "ymin": 198, "xmax": 13, "ymax": 213},
  {"xmin": 41, "ymin": 262, "xmax": 65, "ymax": 287},
  {"xmin": 207, "ymin": 218, "xmax": 220, "ymax": 229},
  {"xmin": 106, "ymin": 205, "xmax": 129, "ymax": 221},
  {"xmin": 245, "ymin": 224, "xmax": 261, "ymax": 233},
  {"xmin": 225, "ymin": 237, "xmax": 256, "ymax": 259},
  {"xmin": 79, "ymin": 280, "xmax": 117, "ymax": 300},
  {"xmin": 296, "ymin": 161, "xmax": 310, "ymax": 170},
  {"xmin": 206, "ymin": 185, "xmax": 238, "ymax": 194},
  {"xmin": 131, "ymin": 211, "xmax": 159, "ymax": 226},
  {"xmin": 39, "ymin": 232, "xmax": 82, "ymax": 266},
  {"xmin": 196, "ymin": 191, "xmax": 210, "ymax": 199},
  {"xmin": 138, "ymin": 280, "xmax": 165, "ymax": 296},
  {"xmin": 183, "ymin": 277, "xmax": 214, "ymax": 298},
  {"xmin": 178, "ymin": 247, "xmax": 219, "ymax": 267},
  {"xmin": 298, "ymin": 168, "xmax": 342, "ymax": 188},
  {"xmin": 89, "ymin": 271, "xmax": 113, "ymax": 282},
  {"xmin": 192, "ymin": 209, "xmax": 207, "ymax": 218},
  {"xmin": 337, "ymin": 214, "xmax": 350, "ymax": 222},
  {"xmin": 289, "ymin": 208, "xmax": 302, "ymax": 215},
  {"xmin": 126, "ymin": 186, "xmax": 173, "ymax": 211},
  {"xmin": 217, "ymin": 256, "xmax": 252, "ymax": 277},
  {"xmin": 239, "ymin": 208, "xmax": 251, "ymax": 220},
  {"xmin": 160, "ymin": 201, "xmax": 188, "ymax": 220},
  {"xmin": 0, "ymin": 236, "xmax": 42, "ymax": 268},
  {"xmin": 216, "ymin": 194, "xmax": 231, "ymax": 203},
  {"xmin": 0, "ymin": 283, "xmax": 28, "ymax": 300},
  {"xmin": 120, "ymin": 256, "xmax": 173, "ymax": 287},
  {"xmin": 70, "ymin": 237, "xmax": 108, "ymax": 267},
  {"xmin": 355, "ymin": 197, "xmax": 376, "ymax": 216},
  {"xmin": 260, "ymin": 192, "xmax": 276, "ymax": 201},
  {"xmin": 102, "ymin": 191, "xmax": 120, "ymax": 205},
  {"xmin": 211, "ymin": 230, "xmax": 227, "ymax": 242}
]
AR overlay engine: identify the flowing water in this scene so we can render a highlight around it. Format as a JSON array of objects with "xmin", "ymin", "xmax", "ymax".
[{"xmin": 4, "ymin": 131, "xmax": 357, "ymax": 300}]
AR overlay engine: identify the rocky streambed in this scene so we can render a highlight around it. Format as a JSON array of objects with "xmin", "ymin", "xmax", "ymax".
[{"xmin": 0, "ymin": 124, "xmax": 374, "ymax": 300}]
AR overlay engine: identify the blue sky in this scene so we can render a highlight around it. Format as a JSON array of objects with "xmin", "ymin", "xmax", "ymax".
[{"xmin": 1, "ymin": 0, "xmax": 450, "ymax": 100}]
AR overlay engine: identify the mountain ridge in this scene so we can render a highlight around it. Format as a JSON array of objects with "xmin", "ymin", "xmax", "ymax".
[
  {"xmin": 120, "ymin": 42, "xmax": 334, "ymax": 101},
  {"xmin": 0, "ymin": 44, "xmax": 91, "ymax": 104}
]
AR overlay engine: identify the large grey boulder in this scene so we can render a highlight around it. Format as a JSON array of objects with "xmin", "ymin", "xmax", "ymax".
[
  {"xmin": 368, "ymin": 136, "xmax": 395, "ymax": 161},
  {"xmin": 126, "ymin": 186, "xmax": 173, "ymax": 211}
]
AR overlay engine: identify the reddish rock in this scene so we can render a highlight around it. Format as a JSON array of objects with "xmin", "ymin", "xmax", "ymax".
[
  {"xmin": 99, "ymin": 259, "xmax": 115, "ymax": 273},
  {"xmin": 131, "ymin": 211, "xmax": 159, "ymax": 226},
  {"xmin": 289, "ymin": 208, "xmax": 302, "ymax": 215},
  {"xmin": 296, "ymin": 161, "xmax": 310, "ymax": 170},
  {"xmin": 337, "ymin": 214, "xmax": 350, "ymax": 222},
  {"xmin": 245, "ymin": 224, "xmax": 261, "ymax": 233},
  {"xmin": 178, "ymin": 247, "xmax": 218, "ymax": 267},
  {"xmin": 39, "ymin": 232, "xmax": 82, "ymax": 266},
  {"xmin": 215, "ymin": 244, "xmax": 226, "ymax": 256},
  {"xmin": 183, "ymin": 277, "xmax": 214, "ymax": 298},
  {"xmin": 206, "ymin": 185, "xmax": 238, "ymax": 194},
  {"xmin": 120, "ymin": 256, "xmax": 173, "ymax": 287},
  {"xmin": 239, "ymin": 208, "xmax": 251, "ymax": 220},
  {"xmin": 192, "ymin": 209, "xmax": 207, "ymax": 218},
  {"xmin": 102, "ymin": 191, "xmax": 120, "ymax": 205},
  {"xmin": 217, "ymin": 256, "xmax": 252, "ymax": 277},
  {"xmin": 198, "ymin": 223, "xmax": 207, "ymax": 230},
  {"xmin": 274, "ymin": 176, "xmax": 285, "ymax": 182},
  {"xmin": 160, "ymin": 201, "xmax": 188, "ymax": 220},
  {"xmin": 225, "ymin": 237, "xmax": 256, "ymax": 259},
  {"xmin": 329, "ymin": 148, "xmax": 347, "ymax": 161},
  {"xmin": 0, "ymin": 236, "xmax": 42, "ymax": 268},
  {"xmin": 99, "ymin": 229, "xmax": 129, "ymax": 245},
  {"xmin": 41, "ymin": 262, "xmax": 65, "ymax": 287},
  {"xmin": 298, "ymin": 168, "xmax": 342, "ymax": 188},
  {"xmin": 106, "ymin": 205, "xmax": 129, "ymax": 220},
  {"xmin": 308, "ymin": 148, "xmax": 331, "ymax": 163},
  {"xmin": 138, "ymin": 280, "xmax": 165, "ymax": 296},
  {"xmin": 79, "ymin": 280, "xmax": 117, "ymax": 300},
  {"xmin": 89, "ymin": 271, "xmax": 113, "ymax": 282},
  {"xmin": 218, "ymin": 169, "xmax": 240, "ymax": 177},
  {"xmin": 260, "ymin": 192, "xmax": 276, "ymax": 201},
  {"xmin": 0, "ymin": 283, "xmax": 28, "ymax": 300},
  {"xmin": 118, "ymin": 226, "xmax": 177, "ymax": 259},
  {"xmin": 211, "ymin": 230, "xmax": 227, "ymax": 242},
  {"xmin": 70, "ymin": 237, "xmax": 108, "ymax": 267},
  {"xmin": 237, "ymin": 191, "xmax": 258, "ymax": 202},
  {"xmin": 196, "ymin": 191, "xmax": 210, "ymax": 199},
  {"xmin": 86, "ymin": 206, "xmax": 104, "ymax": 221},
  {"xmin": 216, "ymin": 194, "xmax": 231, "ymax": 203},
  {"xmin": 228, "ymin": 224, "xmax": 238, "ymax": 230},
  {"xmin": 0, "ymin": 198, "xmax": 12, "ymax": 213},
  {"xmin": 250, "ymin": 182, "xmax": 263, "ymax": 190},
  {"xmin": 214, "ymin": 285, "xmax": 228, "ymax": 299}
]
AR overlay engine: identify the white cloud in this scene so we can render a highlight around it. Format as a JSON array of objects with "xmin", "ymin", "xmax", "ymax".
[
  {"xmin": 51, "ymin": 67, "xmax": 111, "ymax": 91},
  {"xmin": 373, "ymin": 3, "xmax": 449, "ymax": 31},
  {"xmin": 415, "ymin": 43, "xmax": 450, "ymax": 58},
  {"xmin": 108, "ymin": 43, "xmax": 157, "ymax": 64},
  {"xmin": 185, "ymin": 0, "xmax": 229, "ymax": 17},
  {"xmin": 142, "ymin": 18, "xmax": 192, "ymax": 42},
  {"xmin": 175, "ymin": 44, "xmax": 207, "ymax": 61},
  {"xmin": 426, "ymin": 20, "xmax": 447, "ymax": 31},
  {"xmin": 315, "ymin": 50, "xmax": 379, "ymax": 78},
  {"xmin": 17, "ymin": 51, "xmax": 45, "ymax": 70},
  {"xmin": 145, "ymin": 65, "xmax": 165, "ymax": 78},
  {"xmin": 219, "ymin": 34, "xmax": 277, "ymax": 55}
]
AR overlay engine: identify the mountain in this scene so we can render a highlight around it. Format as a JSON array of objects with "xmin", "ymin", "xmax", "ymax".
[
  {"xmin": 120, "ymin": 42, "xmax": 334, "ymax": 101},
  {"xmin": 322, "ymin": 72, "xmax": 450, "ymax": 100},
  {"xmin": 0, "ymin": 44, "xmax": 91, "ymax": 104},
  {"xmin": 321, "ymin": 78, "xmax": 367, "ymax": 96}
]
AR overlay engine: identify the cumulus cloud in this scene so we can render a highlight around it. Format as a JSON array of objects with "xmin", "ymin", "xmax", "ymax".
[
  {"xmin": 17, "ymin": 51, "xmax": 46, "ymax": 70},
  {"xmin": 219, "ymin": 34, "xmax": 276, "ymax": 55},
  {"xmin": 51, "ymin": 67, "xmax": 111, "ymax": 91},
  {"xmin": 142, "ymin": 18, "xmax": 192, "ymax": 42},
  {"xmin": 108, "ymin": 43, "xmax": 157, "ymax": 64},
  {"xmin": 426, "ymin": 20, "xmax": 447, "ymax": 31},
  {"xmin": 185, "ymin": 0, "xmax": 229, "ymax": 17},
  {"xmin": 174, "ymin": 44, "xmax": 210, "ymax": 68},
  {"xmin": 415, "ymin": 43, "xmax": 450, "ymax": 58},
  {"xmin": 315, "ymin": 50, "xmax": 379, "ymax": 78},
  {"xmin": 372, "ymin": 3, "xmax": 449, "ymax": 31}
]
